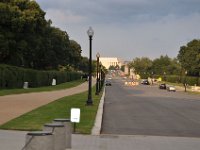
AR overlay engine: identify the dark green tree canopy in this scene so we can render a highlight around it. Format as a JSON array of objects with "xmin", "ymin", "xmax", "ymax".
[
  {"xmin": 129, "ymin": 56, "xmax": 181, "ymax": 76},
  {"xmin": 129, "ymin": 57, "xmax": 152, "ymax": 74},
  {"xmin": 68, "ymin": 40, "xmax": 82, "ymax": 68},
  {"xmin": 152, "ymin": 55, "xmax": 181, "ymax": 75},
  {"xmin": 178, "ymin": 39, "xmax": 200, "ymax": 76},
  {"xmin": 77, "ymin": 56, "xmax": 89, "ymax": 73},
  {"xmin": 0, "ymin": 0, "xmax": 84, "ymax": 71}
]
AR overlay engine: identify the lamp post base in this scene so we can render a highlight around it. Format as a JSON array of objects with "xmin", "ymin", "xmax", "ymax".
[{"xmin": 86, "ymin": 99, "xmax": 93, "ymax": 106}]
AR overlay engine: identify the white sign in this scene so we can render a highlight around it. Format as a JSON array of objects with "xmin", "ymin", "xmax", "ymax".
[
  {"xmin": 52, "ymin": 78, "xmax": 56, "ymax": 86},
  {"xmin": 70, "ymin": 108, "xmax": 80, "ymax": 123}
]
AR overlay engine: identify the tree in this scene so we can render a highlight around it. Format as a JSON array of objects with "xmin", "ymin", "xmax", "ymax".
[
  {"xmin": 108, "ymin": 65, "xmax": 116, "ymax": 70},
  {"xmin": 178, "ymin": 39, "xmax": 200, "ymax": 76},
  {"xmin": 40, "ymin": 27, "xmax": 70, "ymax": 69},
  {"xmin": 121, "ymin": 65, "xmax": 125, "ymax": 72},
  {"xmin": 129, "ymin": 57, "xmax": 152, "ymax": 74},
  {"xmin": 129, "ymin": 56, "xmax": 181, "ymax": 78},
  {"xmin": 77, "ymin": 57, "xmax": 89, "ymax": 73},
  {"xmin": 152, "ymin": 55, "xmax": 170, "ymax": 74},
  {"xmin": 168, "ymin": 58, "xmax": 181, "ymax": 75},
  {"xmin": 0, "ymin": 0, "xmax": 48, "ymax": 68},
  {"xmin": 0, "ymin": 0, "xmax": 84, "ymax": 71},
  {"xmin": 68, "ymin": 40, "xmax": 82, "ymax": 68},
  {"xmin": 152, "ymin": 55, "xmax": 181, "ymax": 75}
]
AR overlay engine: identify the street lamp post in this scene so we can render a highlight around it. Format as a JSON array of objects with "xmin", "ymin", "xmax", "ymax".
[
  {"xmin": 151, "ymin": 71, "xmax": 154, "ymax": 85},
  {"xmin": 184, "ymin": 70, "xmax": 187, "ymax": 92},
  {"xmin": 164, "ymin": 72, "xmax": 166, "ymax": 81},
  {"xmin": 86, "ymin": 27, "xmax": 94, "ymax": 105},
  {"xmin": 100, "ymin": 69, "xmax": 105, "ymax": 90},
  {"xmin": 96, "ymin": 52, "xmax": 100, "ymax": 95},
  {"xmin": 99, "ymin": 63, "xmax": 102, "ymax": 92}
]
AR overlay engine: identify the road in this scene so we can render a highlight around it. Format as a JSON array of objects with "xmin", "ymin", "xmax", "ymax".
[{"xmin": 101, "ymin": 77, "xmax": 200, "ymax": 137}]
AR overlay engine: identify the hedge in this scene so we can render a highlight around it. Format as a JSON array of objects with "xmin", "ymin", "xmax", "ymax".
[
  {"xmin": 139, "ymin": 73, "xmax": 200, "ymax": 86},
  {"xmin": 161, "ymin": 75, "xmax": 200, "ymax": 86},
  {"xmin": 0, "ymin": 64, "xmax": 82, "ymax": 89}
]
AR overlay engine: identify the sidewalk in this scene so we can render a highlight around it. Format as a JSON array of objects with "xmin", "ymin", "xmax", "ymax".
[
  {"xmin": 1, "ymin": 130, "xmax": 200, "ymax": 150},
  {"xmin": 0, "ymin": 80, "xmax": 93, "ymax": 125}
]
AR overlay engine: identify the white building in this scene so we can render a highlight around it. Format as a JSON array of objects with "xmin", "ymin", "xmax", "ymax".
[{"xmin": 99, "ymin": 57, "xmax": 122, "ymax": 69}]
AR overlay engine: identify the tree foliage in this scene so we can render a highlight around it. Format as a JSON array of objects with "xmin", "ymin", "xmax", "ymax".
[
  {"xmin": 129, "ymin": 39, "xmax": 200, "ymax": 77},
  {"xmin": 108, "ymin": 65, "xmax": 120, "ymax": 70},
  {"xmin": 178, "ymin": 39, "xmax": 200, "ymax": 76},
  {"xmin": 68, "ymin": 40, "xmax": 82, "ymax": 68},
  {"xmin": 129, "ymin": 57, "xmax": 152, "ymax": 74},
  {"xmin": 152, "ymin": 55, "xmax": 181, "ymax": 75},
  {"xmin": 129, "ymin": 56, "xmax": 181, "ymax": 76},
  {"xmin": 0, "ymin": 0, "xmax": 83, "ymax": 71},
  {"xmin": 76, "ymin": 57, "xmax": 88, "ymax": 73}
]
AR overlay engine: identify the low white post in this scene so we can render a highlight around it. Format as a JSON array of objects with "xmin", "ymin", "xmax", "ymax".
[
  {"xmin": 23, "ymin": 82, "xmax": 29, "ymax": 89},
  {"xmin": 52, "ymin": 78, "xmax": 56, "ymax": 86}
]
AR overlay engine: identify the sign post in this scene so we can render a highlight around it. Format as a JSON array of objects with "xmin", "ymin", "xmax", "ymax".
[{"xmin": 70, "ymin": 108, "xmax": 80, "ymax": 133}]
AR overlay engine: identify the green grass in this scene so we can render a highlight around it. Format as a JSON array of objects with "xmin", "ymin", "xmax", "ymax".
[
  {"xmin": 0, "ymin": 87, "xmax": 102, "ymax": 134},
  {"xmin": 158, "ymin": 81, "xmax": 183, "ymax": 86},
  {"xmin": 158, "ymin": 81, "xmax": 200, "ymax": 95},
  {"xmin": 0, "ymin": 79, "xmax": 84, "ymax": 96}
]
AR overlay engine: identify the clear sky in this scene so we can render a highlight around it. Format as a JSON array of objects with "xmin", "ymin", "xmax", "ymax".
[{"xmin": 35, "ymin": 0, "xmax": 200, "ymax": 61}]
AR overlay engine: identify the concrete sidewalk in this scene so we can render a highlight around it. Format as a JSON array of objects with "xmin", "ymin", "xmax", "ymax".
[{"xmin": 1, "ymin": 130, "xmax": 200, "ymax": 150}]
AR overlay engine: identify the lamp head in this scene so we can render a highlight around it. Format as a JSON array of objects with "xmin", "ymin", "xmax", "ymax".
[
  {"xmin": 87, "ymin": 26, "xmax": 94, "ymax": 37},
  {"xmin": 96, "ymin": 52, "xmax": 100, "ymax": 58}
]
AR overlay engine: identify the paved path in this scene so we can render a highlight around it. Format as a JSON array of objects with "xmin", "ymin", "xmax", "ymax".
[
  {"xmin": 1, "ymin": 130, "xmax": 200, "ymax": 150},
  {"xmin": 0, "ymin": 81, "xmax": 92, "ymax": 125}
]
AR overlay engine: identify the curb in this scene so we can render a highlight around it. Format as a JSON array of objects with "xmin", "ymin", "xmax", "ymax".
[{"xmin": 91, "ymin": 87, "xmax": 105, "ymax": 135}]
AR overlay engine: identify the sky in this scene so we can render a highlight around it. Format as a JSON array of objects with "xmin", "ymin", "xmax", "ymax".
[{"xmin": 35, "ymin": 0, "xmax": 200, "ymax": 61}]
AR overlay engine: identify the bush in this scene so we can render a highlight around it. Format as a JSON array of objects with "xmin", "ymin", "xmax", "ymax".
[
  {"xmin": 165, "ymin": 75, "xmax": 180, "ymax": 83},
  {"xmin": 0, "ymin": 65, "xmax": 24, "ymax": 88},
  {"xmin": 161, "ymin": 74, "xmax": 200, "ymax": 86},
  {"xmin": 0, "ymin": 64, "xmax": 82, "ymax": 89},
  {"xmin": 185, "ymin": 76, "xmax": 199, "ymax": 86},
  {"xmin": 134, "ymin": 73, "xmax": 200, "ymax": 86}
]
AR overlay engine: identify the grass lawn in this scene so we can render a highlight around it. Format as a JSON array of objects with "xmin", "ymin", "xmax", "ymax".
[
  {"xmin": 158, "ymin": 81, "xmax": 184, "ymax": 86},
  {"xmin": 0, "ymin": 87, "xmax": 102, "ymax": 134},
  {"xmin": 158, "ymin": 81, "xmax": 200, "ymax": 95},
  {"xmin": 0, "ymin": 79, "xmax": 84, "ymax": 96}
]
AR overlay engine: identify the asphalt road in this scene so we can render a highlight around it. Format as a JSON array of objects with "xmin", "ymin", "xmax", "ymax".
[{"xmin": 101, "ymin": 77, "xmax": 200, "ymax": 137}]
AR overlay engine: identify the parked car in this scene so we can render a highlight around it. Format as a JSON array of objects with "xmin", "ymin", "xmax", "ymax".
[
  {"xmin": 159, "ymin": 83, "xmax": 166, "ymax": 89},
  {"xmin": 105, "ymin": 80, "xmax": 112, "ymax": 86},
  {"xmin": 167, "ymin": 85, "xmax": 176, "ymax": 92},
  {"xmin": 141, "ymin": 79, "xmax": 150, "ymax": 85}
]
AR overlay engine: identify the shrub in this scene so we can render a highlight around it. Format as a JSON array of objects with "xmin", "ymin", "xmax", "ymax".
[
  {"xmin": 161, "ymin": 75, "xmax": 199, "ymax": 86},
  {"xmin": 0, "ymin": 64, "xmax": 82, "ymax": 89},
  {"xmin": 185, "ymin": 76, "xmax": 199, "ymax": 86}
]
